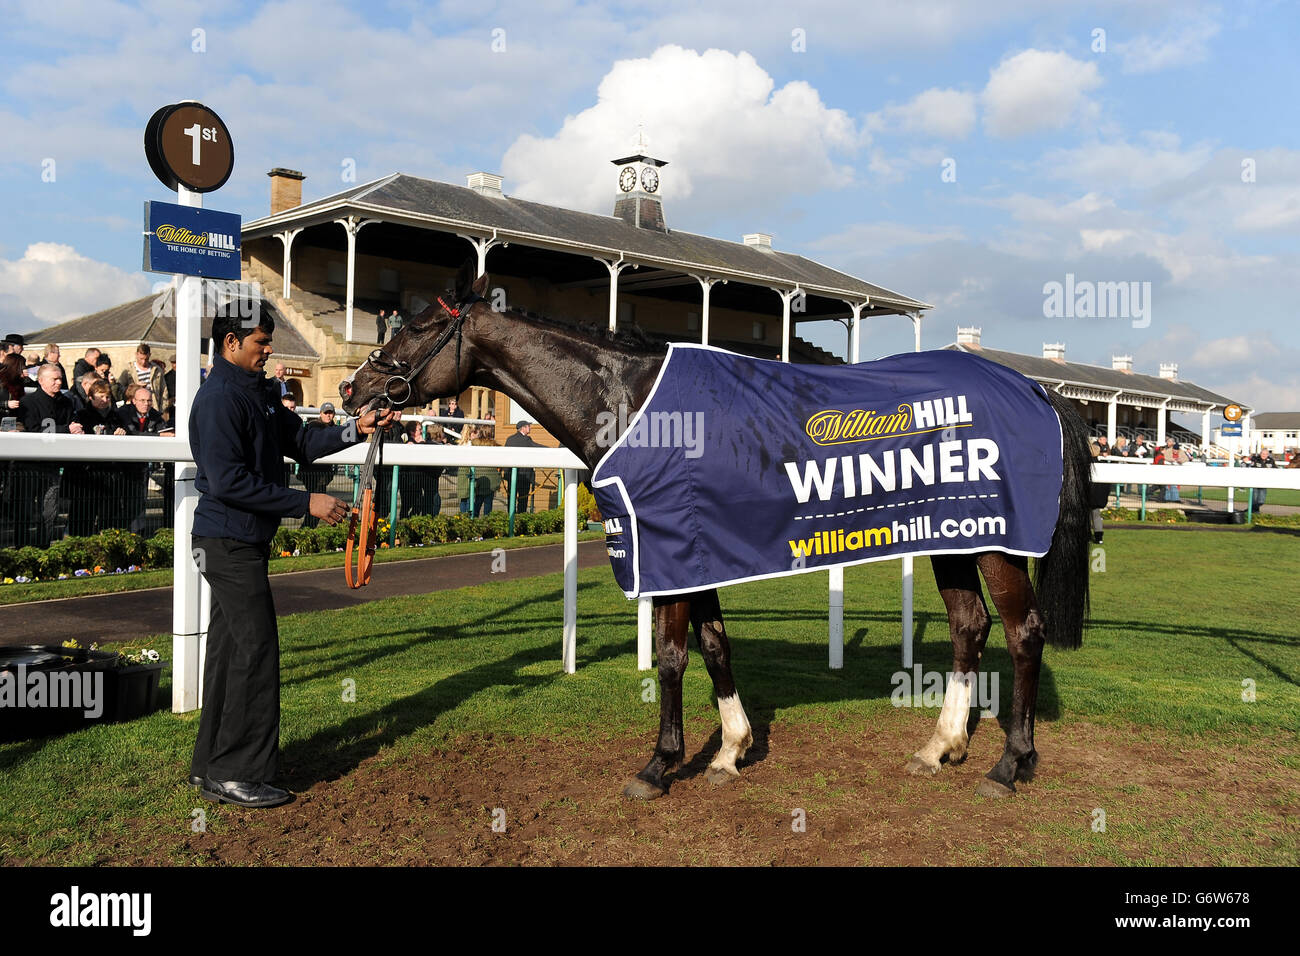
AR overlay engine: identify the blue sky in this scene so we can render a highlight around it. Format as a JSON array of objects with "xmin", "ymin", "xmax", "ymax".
[{"xmin": 2, "ymin": 0, "xmax": 1297, "ymax": 416}]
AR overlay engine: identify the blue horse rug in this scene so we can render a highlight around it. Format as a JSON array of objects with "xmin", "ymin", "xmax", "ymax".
[{"xmin": 590, "ymin": 344, "xmax": 1064, "ymax": 598}]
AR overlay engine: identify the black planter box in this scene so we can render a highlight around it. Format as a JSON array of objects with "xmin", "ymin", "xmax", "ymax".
[
  {"xmin": 0, "ymin": 645, "xmax": 167, "ymax": 742},
  {"xmin": 102, "ymin": 661, "xmax": 168, "ymax": 723}
]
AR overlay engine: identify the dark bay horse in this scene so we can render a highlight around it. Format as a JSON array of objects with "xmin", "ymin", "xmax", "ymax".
[{"xmin": 340, "ymin": 268, "xmax": 1092, "ymax": 800}]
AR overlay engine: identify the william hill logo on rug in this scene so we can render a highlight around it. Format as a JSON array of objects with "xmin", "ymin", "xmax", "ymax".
[{"xmin": 805, "ymin": 396, "xmax": 973, "ymax": 446}]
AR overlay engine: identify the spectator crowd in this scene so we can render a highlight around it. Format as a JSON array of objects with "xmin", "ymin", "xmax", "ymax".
[{"xmin": 2, "ymin": 332, "xmax": 549, "ymax": 547}]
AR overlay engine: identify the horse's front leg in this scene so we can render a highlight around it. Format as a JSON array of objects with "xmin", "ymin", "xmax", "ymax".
[
  {"xmin": 623, "ymin": 597, "xmax": 690, "ymax": 801},
  {"xmin": 689, "ymin": 588, "xmax": 753, "ymax": 785}
]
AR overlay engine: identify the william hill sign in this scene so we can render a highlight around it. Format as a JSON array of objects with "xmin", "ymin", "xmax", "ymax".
[{"xmin": 143, "ymin": 200, "xmax": 241, "ymax": 279}]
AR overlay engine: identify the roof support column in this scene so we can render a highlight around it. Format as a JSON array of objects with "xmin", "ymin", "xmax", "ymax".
[
  {"xmin": 1201, "ymin": 405, "xmax": 1213, "ymax": 455},
  {"xmin": 843, "ymin": 300, "xmax": 868, "ymax": 363},
  {"xmin": 599, "ymin": 257, "xmax": 632, "ymax": 331},
  {"xmin": 276, "ymin": 227, "xmax": 302, "ymax": 300},
  {"xmin": 336, "ymin": 217, "xmax": 375, "ymax": 343},
  {"xmin": 773, "ymin": 287, "xmax": 801, "ymax": 362},
  {"xmin": 692, "ymin": 274, "xmax": 724, "ymax": 344},
  {"xmin": 910, "ymin": 312, "xmax": 923, "ymax": 353},
  {"xmin": 1107, "ymin": 392, "xmax": 1120, "ymax": 447},
  {"xmin": 1156, "ymin": 398, "xmax": 1169, "ymax": 447},
  {"xmin": 460, "ymin": 232, "xmax": 502, "ymax": 278}
]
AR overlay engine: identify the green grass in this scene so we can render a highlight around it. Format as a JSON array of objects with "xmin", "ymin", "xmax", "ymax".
[
  {"xmin": 1177, "ymin": 486, "xmax": 1300, "ymax": 507},
  {"xmin": 0, "ymin": 531, "xmax": 603, "ymax": 606},
  {"xmin": 1, "ymin": 529, "xmax": 1296, "ymax": 864}
]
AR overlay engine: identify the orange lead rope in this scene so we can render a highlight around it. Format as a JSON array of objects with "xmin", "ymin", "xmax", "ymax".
[{"xmin": 345, "ymin": 428, "xmax": 383, "ymax": 588}]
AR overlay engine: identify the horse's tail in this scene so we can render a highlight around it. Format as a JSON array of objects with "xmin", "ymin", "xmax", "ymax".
[{"xmin": 1034, "ymin": 389, "xmax": 1092, "ymax": 650}]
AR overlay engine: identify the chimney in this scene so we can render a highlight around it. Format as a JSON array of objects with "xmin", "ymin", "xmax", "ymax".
[
  {"xmin": 743, "ymin": 233, "xmax": 774, "ymax": 250},
  {"xmin": 956, "ymin": 326, "xmax": 982, "ymax": 348},
  {"xmin": 467, "ymin": 172, "xmax": 503, "ymax": 198},
  {"xmin": 1112, "ymin": 354, "xmax": 1133, "ymax": 373},
  {"xmin": 1159, "ymin": 362, "xmax": 1178, "ymax": 381},
  {"xmin": 268, "ymin": 168, "xmax": 305, "ymax": 214},
  {"xmin": 1043, "ymin": 342, "xmax": 1066, "ymax": 362}
]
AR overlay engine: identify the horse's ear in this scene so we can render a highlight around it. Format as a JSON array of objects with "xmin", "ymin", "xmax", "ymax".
[
  {"xmin": 471, "ymin": 272, "xmax": 489, "ymax": 297},
  {"xmin": 453, "ymin": 258, "xmax": 475, "ymax": 302}
]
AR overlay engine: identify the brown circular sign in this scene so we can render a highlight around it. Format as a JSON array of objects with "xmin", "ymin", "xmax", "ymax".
[
  {"xmin": 144, "ymin": 102, "xmax": 234, "ymax": 193},
  {"xmin": 1224, "ymin": 404, "xmax": 1243, "ymax": 422}
]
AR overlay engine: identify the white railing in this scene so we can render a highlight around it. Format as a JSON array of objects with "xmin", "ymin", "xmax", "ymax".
[{"xmin": 1091, "ymin": 460, "xmax": 1300, "ymax": 491}]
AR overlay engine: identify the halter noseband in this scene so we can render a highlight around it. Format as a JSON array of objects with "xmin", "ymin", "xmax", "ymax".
[{"xmin": 366, "ymin": 295, "xmax": 474, "ymax": 406}]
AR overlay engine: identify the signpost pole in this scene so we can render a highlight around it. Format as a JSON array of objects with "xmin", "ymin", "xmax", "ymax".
[{"xmin": 172, "ymin": 184, "xmax": 207, "ymax": 713}]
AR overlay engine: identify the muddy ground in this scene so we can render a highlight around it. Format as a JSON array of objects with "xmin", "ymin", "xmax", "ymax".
[{"xmin": 100, "ymin": 711, "xmax": 1298, "ymax": 866}]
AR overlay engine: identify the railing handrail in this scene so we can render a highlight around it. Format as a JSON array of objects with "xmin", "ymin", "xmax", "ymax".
[{"xmin": 0, "ymin": 432, "xmax": 588, "ymax": 471}]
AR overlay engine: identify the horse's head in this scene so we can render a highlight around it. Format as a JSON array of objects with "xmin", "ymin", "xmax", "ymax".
[{"xmin": 339, "ymin": 261, "xmax": 490, "ymax": 416}]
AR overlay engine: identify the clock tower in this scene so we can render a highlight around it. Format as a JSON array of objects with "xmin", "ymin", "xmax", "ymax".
[{"xmin": 612, "ymin": 129, "xmax": 668, "ymax": 232}]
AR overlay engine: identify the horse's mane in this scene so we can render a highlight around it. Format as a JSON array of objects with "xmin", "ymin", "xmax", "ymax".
[{"xmin": 500, "ymin": 305, "xmax": 671, "ymax": 356}]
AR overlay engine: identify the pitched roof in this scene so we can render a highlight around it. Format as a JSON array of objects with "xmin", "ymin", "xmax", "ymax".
[
  {"xmin": 23, "ymin": 291, "xmax": 319, "ymax": 361},
  {"xmin": 945, "ymin": 343, "xmax": 1244, "ymax": 409},
  {"xmin": 1252, "ymin": 412, "xmax": 1300, "ymax": 429},
  {"xmin": 244, "ymin": 173, "xmax": 931, "ymax": 312}
]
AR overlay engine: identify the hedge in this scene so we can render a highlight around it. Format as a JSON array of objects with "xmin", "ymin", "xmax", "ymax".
[
  {"xmin": 0, "ymin": 527, "xmax": 164, "ymax": 581},
  {"xmin": 2, "ymin": 502, "xmax": 590, "ymax": 582},
  {"xmin": 268, "ymin": 507, "xmax": 571, "ymax": 557}
]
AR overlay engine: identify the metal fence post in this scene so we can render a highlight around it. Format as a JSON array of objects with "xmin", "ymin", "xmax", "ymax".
[
  {"xmin": 508, "ymin": 467, "xmax": 517, "ymax": 537},
  {"xmin": 389, "ymin": 464, "xmax": 399, "ymax": 545}
]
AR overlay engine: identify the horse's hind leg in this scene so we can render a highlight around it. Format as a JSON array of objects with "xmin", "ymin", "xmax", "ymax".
[
  {"xmin": 689, "ymin": 588, "xmax": 753, "ymax": 786},
  {"xmin": 623, "ymin": 597, "xmax": 690, "ymax": 801},
  {"xmin": 974, "ymin": 553, "xmax": 1044, "ymax": 798},
  {"xmin": 906, "ymin": 555, "xmax": 991, "ymax": 776}
]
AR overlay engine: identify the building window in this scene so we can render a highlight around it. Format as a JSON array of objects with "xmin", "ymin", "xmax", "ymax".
[{"xmin": 327, "ymin": 261, "xmax": 346, "ymax": 286}]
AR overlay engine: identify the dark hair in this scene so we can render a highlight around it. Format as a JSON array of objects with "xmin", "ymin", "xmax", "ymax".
[
  {"xmin": 212, "ymin": 301, "xmax": 275, "ymax": 353},
  {"xmin": 0, "ymin": 353, "xmax": 24, "ymax": 400},
  {"xmin": 136, "ymin": 343, "xmax": 151, "ymax": 357}
]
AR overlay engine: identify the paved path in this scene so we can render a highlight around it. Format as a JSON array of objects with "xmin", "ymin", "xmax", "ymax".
[{"xmin": 0, "ymin": 540, "xmax": 610, "ymax": 646}]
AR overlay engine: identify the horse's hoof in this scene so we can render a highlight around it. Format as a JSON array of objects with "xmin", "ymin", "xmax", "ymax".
[
  {"xmin": 905, "ymin": 756, "xmax": 938, "ymax": 776},
  {"xmin": 976, "ymin": 777, "xmax": 1016, "ymax": 798},
  {"xmin": 705, "ymin": 766, "xmax": 740, "ymax": 787},
  {"xmin": 622, "ymin": 776, "xmax": 668, "ymax": 801}
]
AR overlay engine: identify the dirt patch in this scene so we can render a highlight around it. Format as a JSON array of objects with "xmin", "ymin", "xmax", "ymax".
[{"xmin": 109, "ymin": 713, "xmax": 1299, "ymax": 866}]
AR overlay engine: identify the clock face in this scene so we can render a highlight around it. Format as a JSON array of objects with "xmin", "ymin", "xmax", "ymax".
[
  {"xmin": 619, "ymin": 166, "xmax": 637, "ymax": 192},
  {"xmin": 641, "ymin": 167, "xmax": 659, "ymax": 193}
]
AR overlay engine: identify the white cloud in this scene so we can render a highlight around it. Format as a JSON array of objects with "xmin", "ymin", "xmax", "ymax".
[
  {"xmin": 0, "ymin": 243, "xmax": 151, "ymax": 327},
  {"xmin": 1043, "ymin": 134, "xmax": 1215, "ymax": 191},
  {"xmin": 500, "ymin": 46, "xmax": 862, "ymax": 216},
  {"xmin": 868, "ymin": 88, "xmax": 977, "ymax": 140},
  {"xmin": 981, "ymin": 49, "xmax": 1102, "ymax": 138},
  {"xmin": 1115, "ymin": 17, "xmax": 1220, "ymax": 74},
  {"xmin": 1190, "ymin": 335, "xmax": 1253, "ymax": 366}
]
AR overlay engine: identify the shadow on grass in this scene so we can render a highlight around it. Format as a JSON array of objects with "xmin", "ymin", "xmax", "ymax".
[{"xmin": 279, "ymin": 580, "xmax": 609, "ymax": 688}]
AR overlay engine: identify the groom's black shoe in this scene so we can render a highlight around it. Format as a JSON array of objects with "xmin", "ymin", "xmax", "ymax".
[
  {"xmin": 188, "ymin": 774, "xmax": 204, "ymax": 788},
  {"xmin": 200, "ymin": 778, "xmax": 293, "ymax": 808}
]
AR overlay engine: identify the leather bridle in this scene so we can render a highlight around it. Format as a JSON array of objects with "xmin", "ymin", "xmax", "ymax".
[
  {"xmin": 365, "ymin": 295, "xmax": 475, "ymax": 408},
  {"xmin": 348, "ymin": 293, "xmax": 478, "ymax": 588}
]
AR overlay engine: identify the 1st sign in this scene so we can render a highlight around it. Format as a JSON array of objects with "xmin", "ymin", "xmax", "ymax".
[{"xmin": 145, "ymin": 102, "xmax": 234, "ymax": 193}]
